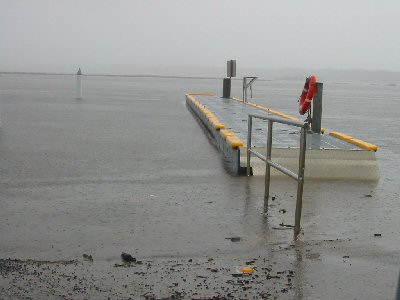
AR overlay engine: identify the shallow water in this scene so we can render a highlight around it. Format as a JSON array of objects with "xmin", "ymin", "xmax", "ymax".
[
  {"xmin": 0, "ymin": 74, "xmax": 399, "ymax": 255},
  {"xmin": 0, "ymin": 74, "xmax": 399, "ymax": 298}
]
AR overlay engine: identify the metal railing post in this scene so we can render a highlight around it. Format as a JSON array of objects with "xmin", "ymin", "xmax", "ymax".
[
  {"xmin": 246, "ymin": 115, "xmax": 253, "ymax": 176},
  {"xmin": 243, "ymin": 77, "xmax": 246, "ymax": 101},
  {"xmin": 246, "ymin": 113, "xmax": 309, "ymax": 237},
  {"xmin": 294, "ymin": 126, "xmax": 307, "ymax": 236},
  {"xmin": 264, "ymin": 120, "xmax": 273, "ymax": 210},
  {"xmin": 243, "ymin": 77, "xmax": 257, "ymax": 102}
]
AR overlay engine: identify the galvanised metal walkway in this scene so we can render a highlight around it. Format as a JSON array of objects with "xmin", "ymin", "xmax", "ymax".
[
  {"xmin": 186, "ymin": 93, "xmax": 379, "ymax": 180},
  {"xmin": 194, "ymin": 95, "xmax": 358, "ymax": 150}
]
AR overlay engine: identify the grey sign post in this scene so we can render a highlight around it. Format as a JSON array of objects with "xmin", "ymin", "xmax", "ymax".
[
  {"xmin": 223, "ymin": 60, "xmax": 236, "ymax": 98},
  {"xmin": 227, "ymin": 60, "xmax": 236, "ymax": 78}
]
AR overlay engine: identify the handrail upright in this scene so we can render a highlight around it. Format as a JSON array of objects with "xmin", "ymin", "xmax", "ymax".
[
  {"xmin": 294, "ymin": 126, "xmax": 307, "ymax": 235},
  {"xmin": 264, "ymin": 120, "xmax": 273, "ymax": 210},
  {"xmin": 246, "ymin": 113, "xmax": 309, "ymax": 237},
  {"xmin": 246, "ymin": 115, "xmax": 252, "ymax": 176}
]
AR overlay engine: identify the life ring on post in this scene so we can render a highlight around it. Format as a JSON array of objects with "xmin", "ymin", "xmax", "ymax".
[{"xmin": 299, "ymin": 75, "xmax": 317, "ymax": 115}]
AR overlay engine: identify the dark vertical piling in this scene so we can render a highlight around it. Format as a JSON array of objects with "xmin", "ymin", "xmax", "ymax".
[
  {"xmin": 311, "ymin": 82, "xmax": 323, "ymax": 133},
  {"xmin": 222, "ymin": 78, "xmax": 231, "ymax": 98}
]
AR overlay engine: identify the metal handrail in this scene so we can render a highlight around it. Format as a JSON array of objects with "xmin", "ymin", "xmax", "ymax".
[
  {"xmin": 246, "ymin": 113, "xmax": 309, "ymax": 236},
  {"xmin": 243, "ymin": 77, "xmax": 257, "ymax": 102}
]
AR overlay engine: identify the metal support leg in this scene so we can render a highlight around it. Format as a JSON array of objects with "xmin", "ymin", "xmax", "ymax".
[
  {"xmin": 294, "ymin": 127, "xmax": 307, "ymax": 236},
  {"xmin": 246, "ymin": 116, "xmax": 252, "ymax": 176},
  {"xmin": 243, "ymin": 77, "xmax": 247, "ymax": 101},
  {"xmin": 264, "ymin": 120, "xmax": 273, "ymax": 211}
]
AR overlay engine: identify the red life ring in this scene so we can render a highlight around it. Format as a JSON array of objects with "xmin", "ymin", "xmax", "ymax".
[{"xmin": 299, "ymin": 75, "xmax": 317, "ymax": 115}]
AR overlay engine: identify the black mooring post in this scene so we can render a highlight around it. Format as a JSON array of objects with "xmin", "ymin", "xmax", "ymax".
[
  {"xmin": 311, "ymin": 82, "xmax": 323, "ymax": 133},
  {"xmin": 222, "ymin": 78, "xmax": 231, "ymax": 98}
]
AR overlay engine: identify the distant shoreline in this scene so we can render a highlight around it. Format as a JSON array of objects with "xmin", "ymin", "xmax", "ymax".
[
  {"xmin": 0, "ymin": 71, "xmax": 228, "ymax": 81},
  {"xmin": 0, "ymin": 71, "xmax": 398, "ymax": 85},
  {"xmin": 0, "ymin": 71, "xmax": 280, "ymax": 82}
]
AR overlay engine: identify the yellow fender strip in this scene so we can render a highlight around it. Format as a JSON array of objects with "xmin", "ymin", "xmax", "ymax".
[
  {"xmin": 329, "ymin": 131, "xmax": 378, "ymax": 151},
  {"xmin": 186, "ymin": 94, "xmax": 244, "ymax": 148},
  {"xmin": 186, "ymin": 94, "xmax": 225, "ymax": 131},
  {"xmin": 186, "ymin": 93, "xmax": 216, "ymax": 97},
  {"xmin": 329, "ymin": 131, "xmax": 353, "ymax": 141},
  {"xmin": 210, "ymin": 120, "xmax": 225, "ymax": 129},
  {"xmin": 186, "ymin": 95, "xmax": 195, "ymax": 103},
  {"xmin": 219, "ymin": 129, "xmax": 235, "ymax": 140},
  {"xmin": 350, "ymin": 138, "xmax": 378, "ymax": 152},
  {"xmin": 226, "ymin": 136, "xmax": 244, "ymax": 148},
  {"xmin": 205, "ymin": 113, "xmax": 216, "ymax": 120}
]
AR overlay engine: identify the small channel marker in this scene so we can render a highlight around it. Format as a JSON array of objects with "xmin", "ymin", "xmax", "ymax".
[{"xmin": 76, "ymin": 68, "xmax": 83, "ymax": 100}]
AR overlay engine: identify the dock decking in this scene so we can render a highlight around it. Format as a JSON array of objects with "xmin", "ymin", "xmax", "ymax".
[{"xmin": 186, "ymin": 93, "xmax": 379, "ymax": 180}]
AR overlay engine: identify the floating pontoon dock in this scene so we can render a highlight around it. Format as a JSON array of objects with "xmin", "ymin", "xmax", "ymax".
[{"xmin": 186, "ymin": 93, "xmax": 379, "ymax": 180}]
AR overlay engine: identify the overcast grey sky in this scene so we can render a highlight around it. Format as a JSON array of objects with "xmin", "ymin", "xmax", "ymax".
[{"xmin": 1, "ymin": 0, "xmax": 400, "ymax": 73}]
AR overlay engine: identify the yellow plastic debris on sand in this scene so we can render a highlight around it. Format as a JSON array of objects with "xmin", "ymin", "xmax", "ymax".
[{"xmin": 239, "ymin": 266, "xmax": 256, "ymax": 274}]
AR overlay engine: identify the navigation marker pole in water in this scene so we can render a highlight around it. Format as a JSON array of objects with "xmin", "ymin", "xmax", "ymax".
[{"xmin": 76, "ymin": 68, "xmax": 83, "ymax": 100}]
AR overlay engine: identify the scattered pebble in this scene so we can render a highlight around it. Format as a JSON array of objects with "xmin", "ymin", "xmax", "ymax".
[
  {"xmin": 279, "ymin": 222, "xmax": 294, "ymax": 228},
  {"xmin": 210, "ymin": 268, "xmax": 218, "ymax": 273},
  {"xmin": 82, "ymin": 254, "xmax": 93, "ymax": 262},
  {"xmin": 121, "ymin": 252, "xmax": 136, "ymax": 263},
  {"xmin": 225, "ymin": 237, "xmax": 241, "ymax": 242}
]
